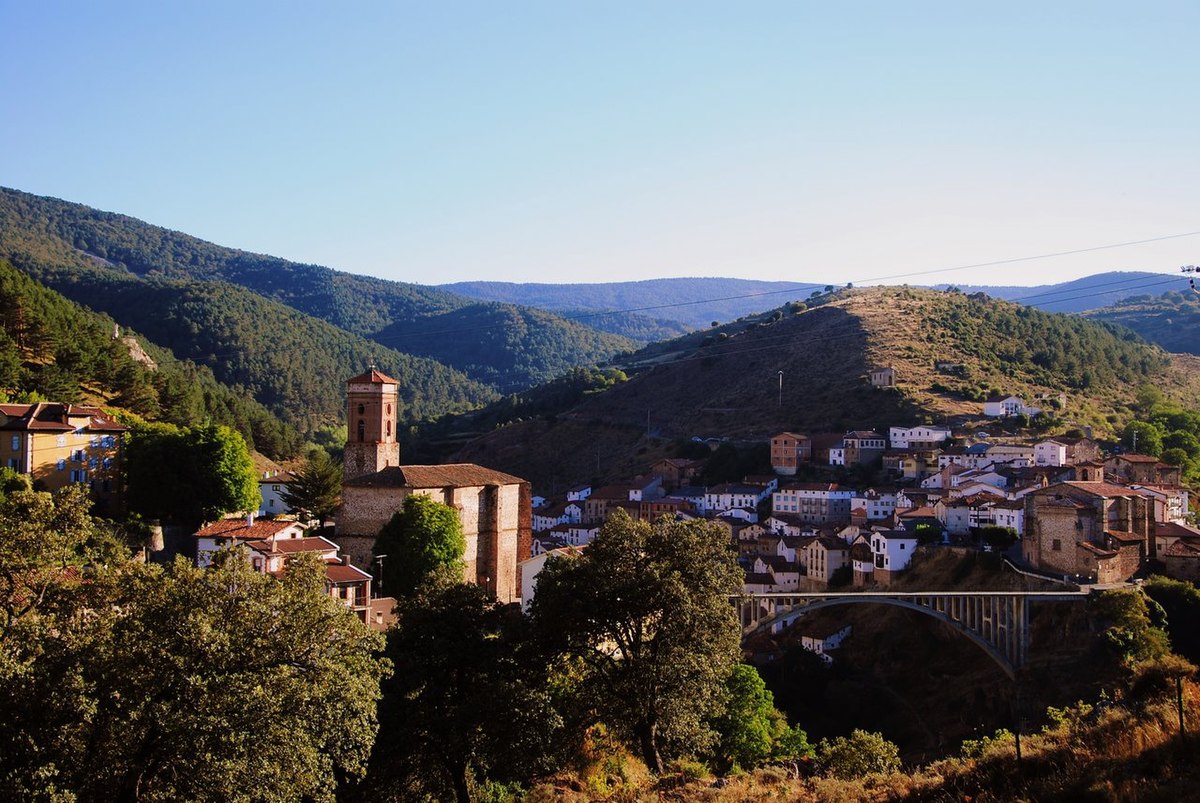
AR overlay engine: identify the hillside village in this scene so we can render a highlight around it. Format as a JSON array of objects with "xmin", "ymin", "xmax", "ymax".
[{"xmin": 4, "ymin": 361, "xmax": 1197, "ymax": 671}]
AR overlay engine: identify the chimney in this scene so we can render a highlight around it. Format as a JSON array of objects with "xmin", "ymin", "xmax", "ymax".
[{"xmin": 246, "ymin": 512, "xmax": 255, "ymax": 527}]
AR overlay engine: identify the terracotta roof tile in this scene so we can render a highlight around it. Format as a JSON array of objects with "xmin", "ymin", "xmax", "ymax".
[
  {"xmin": 347, "ymin": 368, "xmax": 398, "ymax": 384},
  {"xmin": 344, "ymin": 463, "xmax": 526, "ymax": 488}
]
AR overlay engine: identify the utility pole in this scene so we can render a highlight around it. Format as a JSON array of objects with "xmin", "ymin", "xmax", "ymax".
[
  {"xmin": 778, "ymin": 371, "xmax": 784, "ymax": 408},
  {"xmin": 1182, "ymin": 265, "xmax": 1197, "ymax": 294}
]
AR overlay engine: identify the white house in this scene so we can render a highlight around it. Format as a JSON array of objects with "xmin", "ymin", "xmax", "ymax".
[
  {"xmin": 566, "ymin": 484, "xmax": 592, "ymax": 502},
  {"xmin": 1034, "ymin": 440, "xmax": 1068, "ymax": 467},
  {"xmin": 983, "ymin": 395, "xmax": 1042, "ymax": 418},
  {"xmin": 870, "ymin": 530, "xmax": 918, "ymax": 581},
  {"xmin": 889, "ymin": 426, "xmax": 951, "ymax": 450},
  {"xmin": 257, "ymin": 471, "xmax": 296, "ymax": 517},
  {"xmin": 194, "ymin": 516, "xmax": 311, "ymax": 567},
  {"xmin": 850, "ymin": 488, "xmax": 899, "ymax": 520},
  {"xmin": 753, "ymin": 555, "xmax": 802, "ymax": 591},
  {"xmin": 772, "ymin": 483, "xmax": 854, "ymax": 524},
  {"xmin": 705, "ymin": 483, "xmax": 769, "ymax": 514},
  {"xmin": 800, "ymin": 624, "xmax": 852, "ymax": 665}
]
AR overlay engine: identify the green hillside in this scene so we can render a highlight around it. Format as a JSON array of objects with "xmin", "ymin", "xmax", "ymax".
[
  {"xmin": 0, "ymin": 260, "xmax": 300, "ymax": 458},
  {"xmin": 0, "ymin": 187, "xmax": 634, "ymax": 393},
  {"xmin": 14, "ymin": 266, "xmax": 498, "ymax": 430},
  {"xmin": 372, "ymin": 303, "xmax": 635, "ymax": 393},
  {"xmin": 1085, "ymin": 289, "xmax": 1200, "ymax": 356}
]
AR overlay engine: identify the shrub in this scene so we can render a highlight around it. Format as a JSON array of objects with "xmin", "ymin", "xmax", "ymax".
[{"xmin": 817, "ymin": 729, "xmax": 901, "ymax": 779}]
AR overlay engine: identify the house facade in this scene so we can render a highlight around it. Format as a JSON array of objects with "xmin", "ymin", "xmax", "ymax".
[
  {"xmin": 0, "ymin": 403, "xmax": 128, "ymax": 511},
  {"xmin": 770, "ymin": 432, "xmax": 812, "ymax": 475}
]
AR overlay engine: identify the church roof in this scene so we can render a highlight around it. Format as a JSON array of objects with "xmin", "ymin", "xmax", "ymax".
[
  {"xmin": 344, "ymin": 463, "xmax": 527, "ymax": 489},
  {"xmin": 347, "ymin": 368, "xmax": 398, "ymax": 385}
]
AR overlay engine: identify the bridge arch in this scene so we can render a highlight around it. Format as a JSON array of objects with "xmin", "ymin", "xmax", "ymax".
[
  {"xmin": 747, "ymin": 595, "xmax": 1016, "ymax": 678},
  {"xmin": 737, "ymin": 591, "xmax": 1087, "ymax": 680}
]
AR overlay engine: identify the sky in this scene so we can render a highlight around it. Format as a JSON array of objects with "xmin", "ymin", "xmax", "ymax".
[{"xmin": 3, "ymin": 2, "xmax": 1199, "ymax": 290}]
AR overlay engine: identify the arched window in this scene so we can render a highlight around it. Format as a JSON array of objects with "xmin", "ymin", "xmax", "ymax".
[
  {"xmin": 386, "ymin": 403, "xmax": 391, "ymax": 415},
  {"xmin": 357, "ymin": 420, "xmax": 365, "ymax": 443},
  {"xmin": 386, "ymin": 421, "xmax": 391, "ymax": 437},
  {"xmin": 357, "ymin": 403, "xmax": 365, "ymax": 415}
]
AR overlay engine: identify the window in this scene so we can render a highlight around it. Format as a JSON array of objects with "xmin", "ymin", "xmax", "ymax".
[
  {"xmin": 10, "ymin": 435, "xmax": 18, "ymax": 451},
  {"xmin": 357, "ymin": 403, "xmax": 365, "ymax": 415},
  {"xmin": 357, "ymin": 420, "xmax": 365, "ymax": 443},
  {"xmin": 72, "ymin": 450, "xmax": 85, "ymax": 462},
  {"xmin": 6, "ymin": 459, "xmax": 18, "ymax": 470},
  {"xmin": 1051, "ymin": 539, "xmax": 1062, "ymax": 552},
  {"xmin": 57, "ymin": 459, "xmax": 66, "ymax": 471},
  {"xmin": 56, "ymin": 435, "xmax": 66, "ymax": 447},
  {"xmin": 102, "ymin": 457, "xmax": 111, "ymax": 469}
]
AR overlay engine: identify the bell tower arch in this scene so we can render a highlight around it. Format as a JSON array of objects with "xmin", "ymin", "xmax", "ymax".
[{"xmin": 344, "ymin": 367, "xmax": 401, "ymax": 482}]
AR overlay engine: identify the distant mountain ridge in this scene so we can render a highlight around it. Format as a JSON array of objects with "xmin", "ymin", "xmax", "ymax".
[
  {"xmin": 440, "ymin": 278, "xmax": 826, "ymax": 330},
  {"xmin": 1085, "ymin": 289, "xmax": 1200, "ymax": 356},
  {"xmin": 940, "ymin": 271, "xmax": 1189, "ymax": 313}
]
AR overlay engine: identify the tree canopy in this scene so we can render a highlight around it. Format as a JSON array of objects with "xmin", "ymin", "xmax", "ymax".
[
  {"xmin": 368, "ymin": 577, "xmax": 560, "ymax": 803},
  {"xmin": 279, "ymin": 449, "xmax": 342, "ymax": 527},
  {"xmin": 0, "ymin": 486, "xmax": 390, "ymax": 802},
  {"xmin": 373, "ymin": 494, "xmax": 465, "ymax": 597},
  {"xmin": 125, "ymin": 422, "xmax": 261, "ymax": 527},
  {"xmin": 529, "ymin": 509, "xmax": 743, "ymax": 773}
]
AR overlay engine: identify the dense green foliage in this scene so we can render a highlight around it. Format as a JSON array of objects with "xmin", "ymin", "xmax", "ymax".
[
  {"xmin": 15, "ymin": 267, "xmax": 497, "ymax": 430},
  {"xmin": 373, "ymin": 495, "xmax": 466, "ymax": 597},
  {"xmin": 372, "ymin": 303, "xmax": 633, "ymax": 394},
  {"xmin": 816, "ymin": 729, "xmax": 902, "ymax": 779},
  {"xmin": 919, "ymin": 291, "xmax": 1167, "ymax": 392},
  {"xmin": 529, "ymin": 510, "xmax": 744, "ymax": 773},
  {"xmin": 1087, "ymin": 289, "xmax": 1200, "ymax": 356},
  {"xmin": 1092, "ymin": 588, "xmax": 1172, "ymax": 667},
  {"xmin": 1121, "ymin": 386, "xmax": 1200, "ymax": 484},
  {"xmin": 711, "ymin": 664, "xmax": 813, "ymax": 771},
  {"xmin": 125, "ymin": 422, "xmax": 260, "ymax": 526},
  {"xmin": 0, "ymin": 487, "xmax": 389, "ymax": 802},
  {"xmin": 279, "ymin": 450, "xmax": 342, "ymax": 527},
  {"xmin": 368, "ymin": 577, "xmax": 559, "ymax": 803},
  {"xmin": 0, "ymin": 259, "xmax": 301, "ymax": 457},
  {"xmin": 1143, "ymin": 576, "xmax": 1200, "ymax": 665},
  {"xmin": 0, "ymin": 187, "xmax": 636, "ymax": 397}
]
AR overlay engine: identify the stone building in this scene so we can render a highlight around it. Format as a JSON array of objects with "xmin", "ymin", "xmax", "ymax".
[
  {"xmin": 1022, "ymin": 481, "xmax": 1153, "ymax": 584},
  {"xmin": 336, "ymin": 369, "xmax": 532, "ymax": 604}
]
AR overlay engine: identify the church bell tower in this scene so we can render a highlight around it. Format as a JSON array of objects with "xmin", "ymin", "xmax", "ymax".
[{"xmin": 344, "ymin": 367, "xmax": 401, "ymax": 482}]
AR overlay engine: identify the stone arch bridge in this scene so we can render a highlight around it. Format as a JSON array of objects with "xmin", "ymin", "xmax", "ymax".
[{"xmin": 735, "ymin": 590, "xmax": 1089, "ymax": 679}]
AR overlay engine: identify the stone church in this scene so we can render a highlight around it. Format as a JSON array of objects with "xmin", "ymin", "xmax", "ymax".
[{"xmin": 335, "ymin": 368, "xmax": 532, "ymax": 603}]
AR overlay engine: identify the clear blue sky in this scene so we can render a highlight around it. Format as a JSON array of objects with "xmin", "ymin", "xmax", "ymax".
[{"xmin": 3, "ymin": 2, "xmax": 1199, "ymax": 288}]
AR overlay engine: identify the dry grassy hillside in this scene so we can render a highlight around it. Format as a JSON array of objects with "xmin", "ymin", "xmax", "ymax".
[{"xmin": 453, "ymin": 287, "xmax": 1200, "ymax": 490}]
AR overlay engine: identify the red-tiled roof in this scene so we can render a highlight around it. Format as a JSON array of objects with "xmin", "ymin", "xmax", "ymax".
[
  {"xmin": 273, "ymin": 536, "xmax": 338, "ymax": 554},
  {"xmin": 347, "ymin": 368, "xmax": 398, "ymax": 384},
  {"xmin": 324, "ymin": 563, "xmax": 373, "ymax": 583},
  {"xmin": 0, "ymin": 402, "xmax": 127, "ymax": 433},
  {"xmin": 1105, "ymin": 530, "xmax": 1144, "ymax": 544},
  {"xmin": 194, "ymin": 518, "xmax": 302, "ymax": 540},
  {"xmin": 344, "ymin": 463, "xmax": 527, "ymax": 488}
]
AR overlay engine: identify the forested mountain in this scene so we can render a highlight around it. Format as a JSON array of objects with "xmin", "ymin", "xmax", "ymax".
[
  {"xmin": 945, "ymin": 271, "xmax": 1190, "ymax": 313},
  {"xmin": 372, "ymin": 303, "xmax": 635, "ymax": 392},
  {"xmin": 0, "ymin": 260, "xmax": 300, "ymax": 458},
  {"xmin": 448, "ymin": 287, "xmax": 1199, "ymax": 490},
  {"xmin": 1085, "ymin": 289, "xmax": 1200, "ymax": 356},
  {"xmin": 440, "ymin": 277, "xmax": 825, "ymax": 330},
  {"xmin": 11, "ymin": 265, "xmax": 498, "ymax": 430},
  {"xmin": 0, "ymin": 187, "xmax": 633, "ymax": 393}
]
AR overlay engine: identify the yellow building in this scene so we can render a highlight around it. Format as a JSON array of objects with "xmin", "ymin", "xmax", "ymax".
[{"xmin": 0, "ymin": 402, "xmax": 127, "ymax": 512}]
